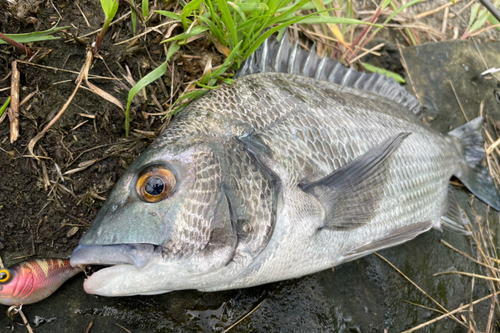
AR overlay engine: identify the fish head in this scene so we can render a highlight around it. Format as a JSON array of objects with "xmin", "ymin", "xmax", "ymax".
[
  {"xmin": 0, "ymin": 267, "xmax": 19, "ymax": 305},
  {"xmin": 0, "ymin": 265, "xmax": 36, "ymax": 306},
  {"xmin": 71, "ymin": 142, "xmax": 239, "ymax": 296}
]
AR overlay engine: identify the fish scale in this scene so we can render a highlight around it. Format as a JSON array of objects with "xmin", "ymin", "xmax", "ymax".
[{"xmin": 70, "ymin": 36, "xmax": 500, "ymax": 296}]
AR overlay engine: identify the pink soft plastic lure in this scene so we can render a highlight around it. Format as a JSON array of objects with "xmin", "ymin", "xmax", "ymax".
[{"xmin": 0, "ymin": 259, "xmax": 83, "ymax": 306}]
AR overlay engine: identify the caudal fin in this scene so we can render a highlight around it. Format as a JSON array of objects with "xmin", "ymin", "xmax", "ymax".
[{"xmin": 448, "ymin": 117, "xmax": 500, "ymax": 210}]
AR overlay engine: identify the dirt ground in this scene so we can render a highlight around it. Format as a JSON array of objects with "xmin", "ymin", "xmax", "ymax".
[
  {"xmin": 1, "ymin": 0, "xmax": 497, "ymax": 266},
  {"xmin": 0, "ymin": 0, "xmax": 214, "ymax": 260},
  {"xmin": 1, "ymin": 0, "xmax": 500, "ymax": 332}
]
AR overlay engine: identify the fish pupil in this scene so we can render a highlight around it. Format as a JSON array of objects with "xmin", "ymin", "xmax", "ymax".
[{"xmin": 145, "ymin": 177, "xmax": 164, "ymax": 196}]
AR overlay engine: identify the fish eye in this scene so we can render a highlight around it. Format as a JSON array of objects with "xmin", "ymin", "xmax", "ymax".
[
  {"xmin": 0, "ymin": 269, "xmax": 11, "ymax": 283},
  {"xmin": 136, "ymin": 165, "xmax": 176, "ymax": 203}
]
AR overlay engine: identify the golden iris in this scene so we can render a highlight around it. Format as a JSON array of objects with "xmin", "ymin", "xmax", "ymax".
[
  {"xmin": 0, "ymin": 269, "xmax": 11, "ymax": 283},
  {"xmin": 136, "ymin": 165, "xmax": 176, "ymax": 203}
]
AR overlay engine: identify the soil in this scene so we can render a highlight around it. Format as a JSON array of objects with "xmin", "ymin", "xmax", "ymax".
[
  {"xmin": 0, "ymin": 0, "xmax": 208, "ymax": 259},
  {"xmin": 1, "ymin": 0, "xmax": 500, "ymax": 332}
]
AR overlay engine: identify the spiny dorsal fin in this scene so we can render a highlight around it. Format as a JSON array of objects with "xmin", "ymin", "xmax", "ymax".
[{"xmin": 235, "ymin": 33, "xmax": 421, "ymax": 118}]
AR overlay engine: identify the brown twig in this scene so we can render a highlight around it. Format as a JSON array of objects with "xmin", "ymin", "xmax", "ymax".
[
  {"xmin": 9, "ymin": 61, "xmax": 20, "ymax": 143},
  {"xmin": 374, "ymin": 253, "xmax": 466, "ymax": 327},
  {"xmin": 403, "ymin": 291, "xmax": 500, "ymax": 332},
  {"xmin": 223, "ymin": 299, "xmax": 266, "ymax": 332},
  {"xmin": 84, "ymin": 320, "xmax": 94, "ymax": 333},
  {"xmin": 115, "ymin": 323, "xmax": 132, "ymax": 333},
  {"xmin": 415, "ymin": 0, "xmax": 463, "ymax": 19},
  {"xmin": 440, "ymin": 239, "xmax": 500, "ymax": 272},
  {"xmin": 79, "ymin": 11, "xmax": 132, "ymax": 39},
  {"xmin": 18, "ymin": 309, "xmax": 34, "ymax": 333},
  {"xmin": 28, "ymin": 49, "xmax": 93, "ymax": 158},
  {"xmin": 0, "ymin": 32, "xmax": 33, "ymax": 56},
  {"xmin": 397, "ymin": 44, "xmax": 421, "ymax": 104},
  {"xmin": 448, "ymin": 80, "xmax": 468, "ymax": 121},
  {"xmin": 441, "ymin": 7, "xmax": 449, "ymax": 34},
  {"xmin": 75, "ymin": 2, "xmax": 91, "ymax": 27},
  {"xmin": 434, "ymin": 271, "xmax": 500, "ymax": 281},
  {"xmin": 485, "ymin": 295, "xmax": 495, "ymax": 333}
]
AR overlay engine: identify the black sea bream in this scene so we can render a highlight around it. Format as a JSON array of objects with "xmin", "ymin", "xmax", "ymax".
[{"xmin": 71, "ymin": 35, "xmax": 500, "ymax": 296}]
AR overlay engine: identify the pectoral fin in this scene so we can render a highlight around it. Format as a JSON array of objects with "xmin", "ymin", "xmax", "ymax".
[{"xmin": 300, "ymin": 132, "xmax": 410, "ymax": 230}]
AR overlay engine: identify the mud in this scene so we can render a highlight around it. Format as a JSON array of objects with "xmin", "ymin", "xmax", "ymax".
[{"xmin": 1, "ymin": 1, "xmax": 500, "ymax": 332}]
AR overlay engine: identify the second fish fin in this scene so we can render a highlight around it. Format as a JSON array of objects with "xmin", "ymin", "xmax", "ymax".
[
  {"xmin": 439, "ymin": 186, "xmax": 471, "ymax": 234},
  {"xmin": 339, "ymin": 221, "xmax": 433, "ymax": 263}
]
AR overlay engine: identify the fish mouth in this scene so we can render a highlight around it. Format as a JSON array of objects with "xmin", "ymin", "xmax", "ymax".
[
  {"xmin": 70, "ymin": 243, "xmax": 156, "ymax": 269},
  {"xmin": 70, "ymin": 244, "xmax": 160, "ymax": 296}
]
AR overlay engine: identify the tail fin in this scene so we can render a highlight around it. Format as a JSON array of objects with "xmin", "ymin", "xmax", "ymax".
[{"xmin": 448, "ymin": 117, "xmax": 500, "ymax": 210}]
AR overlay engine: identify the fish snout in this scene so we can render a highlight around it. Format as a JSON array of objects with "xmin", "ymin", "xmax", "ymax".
[{"xmin": 70, "ymin": 244, "xmax": 155, "ymax": 269}]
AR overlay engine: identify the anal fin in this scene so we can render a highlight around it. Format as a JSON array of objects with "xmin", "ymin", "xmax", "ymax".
[
  {"xmin": 340, "ymin": 221, "xmax": 433, "ymax": 263},
  {"xmin": 300, "ymin": 132, "xmax": 410, "ymax": 230},
  {"xmin": 440, "ymin": 186, "xmax": 471, "ymax": 234}
]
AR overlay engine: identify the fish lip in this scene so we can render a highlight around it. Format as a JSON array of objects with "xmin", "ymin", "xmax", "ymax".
[{"xmin": 70, "ymin": 243, "xmax": 156, "ymax": 269}]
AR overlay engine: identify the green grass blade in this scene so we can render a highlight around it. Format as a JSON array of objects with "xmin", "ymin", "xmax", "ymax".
[
  {"xmin": 0, "ymin": 26, "xmax": 69, "ymax": 44},
  {"xmin": 100, "ymin": 0, "xmax": 119, "ymax": 19},
  {"xmin": 163, "ymin": 25, "xmax": 209, "ymax": 42},
  {"xmin": 237, "ymin": 15, "xmax": 268, "ymax": 31},
  {"xmin": 298, "ymin": 16, "xmax": 376, "ymax": 26},
  {"xmin": 165, "ymin": 89, "xmax": 207, "ymax": 118},
  {"xmin": 469, "ymin": 8, "xmax": 491, "ymax": 33},
  {"xmin": 130, "ymin": 0, "xmax": 137, "ymax": 34},
  {"xmin": 156, "ymin": 10, "xmax": 182, "ymax": 20},
  {"xmin": 197, "ymin": 15, "xmax": 225, "ymax": 43},
  {"xmin": 277, "ymin": 0, "xmax": 334, "ymax": 12},
  {"xmin": 211, "ymin": 41, "xmax": 242, "ymax": 77},
  {"xmin": 487, "ymin": 14, "xmax": 500, "ymax": 31},
  {"xmin": 362, "ymin": 62, "xmax": 406, "ymax": 83},
  {"xmin": 469, "ymin": 3, "xmax": 480, "ymax": 27},
  {"xmin": 233, "ymin": 2, "xmax": 269, "ymax": 11},
  {"xmin": 372, "ymin": 0, "xmax": 424, "ymax": 36},
  {"xmin": 142, "ymin": 0, "xmax": 149, "ymax": 18},
  {"xmin": 216, "ymin": 0, "xmax": 239, "ymax": 49},
  {"xmin": 268, "ymin": 0, "xmax": 310, "ymax": 25},
  {"xmin": 246, "ymin": 11, "xmax": 318, "ymax": 57},
  {"xmin": 181, "ymin": 0, "xmax": 203, "ymax": 30},
  {"xmin": 228, "ymin": 2, "xmax": 247, "ymax": 22},
  {"xmin": 204, "ymin": 0, "xmax": 225, "ymax": 32},
  {"xmin": 0, "ymin": 97, "xmax": 11, "ymax": 118},
  {"xmin": 125, "ymin": 42, "xmax": 180, "ymax": 136}
]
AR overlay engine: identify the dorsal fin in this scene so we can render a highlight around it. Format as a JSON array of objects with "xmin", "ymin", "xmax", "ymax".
[{"xmin": 235, "ymin": 33, "xmax": 421, "ymax": 118}]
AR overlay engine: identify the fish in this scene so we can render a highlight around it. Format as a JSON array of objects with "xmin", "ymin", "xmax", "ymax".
[
  {"xmin": 70, "ymin": 34, "xmax": 500, "ymax": 297},
  {"xmin": 0, "ymin": 259, "xmax": 83, "ymax": 306}
]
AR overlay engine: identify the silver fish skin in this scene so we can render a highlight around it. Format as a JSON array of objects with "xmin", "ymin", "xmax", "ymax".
[{"xmin": 70, "ymin": 70, "xmax": 499, "ymax": 296}]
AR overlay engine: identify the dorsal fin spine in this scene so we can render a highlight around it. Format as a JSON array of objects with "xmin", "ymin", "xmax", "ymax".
[
  {"xmin": 235, "ymin": 33, "xmax": 421, "ymax": 118},
  {"xmin": 315, "ymin": 56, "xmax": 328, "ymax": 80},
  {"xmin": 260, "ymin": 39, "xmax": 269, "ymax": 73},
  {"xmin": 288, "ymin": 39, "xmax": 299, "ymax": 74},
  {"xmin": 340, "ymin": 68, "xmax": 353, "ymax": 86},
  {"xmin": 328, "ymin": 62, "xmax": 342, "ymax": 82}
]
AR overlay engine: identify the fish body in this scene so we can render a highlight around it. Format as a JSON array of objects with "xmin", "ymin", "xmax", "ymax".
[
  {"xmin": 0, "ymin": 259, "xmax": 83, "ymax": 305},
  {"xmin": 71, "ymin": 36, "xmax": 500, "ymax": 296}
]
